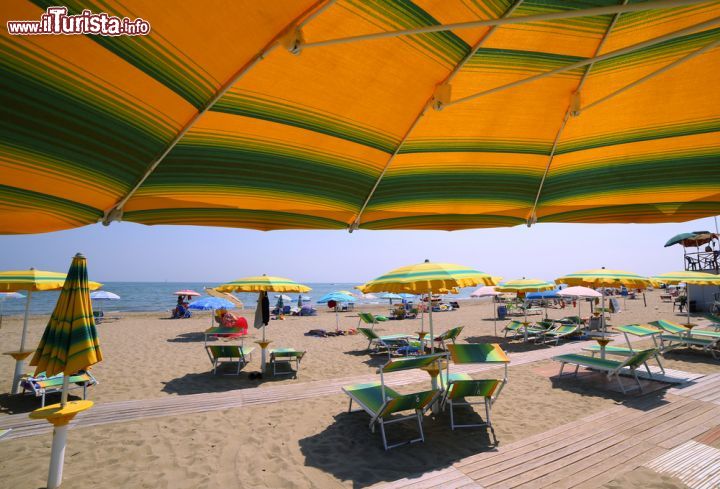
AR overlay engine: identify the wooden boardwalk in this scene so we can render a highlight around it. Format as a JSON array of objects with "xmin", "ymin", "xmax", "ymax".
[
  {"xmin": 374, "ymin": 373, "xmax": 720, "ymax": 489},
  {"xmin": 0, "ymin": 339, "xmax": 594, "ymax": 440}
]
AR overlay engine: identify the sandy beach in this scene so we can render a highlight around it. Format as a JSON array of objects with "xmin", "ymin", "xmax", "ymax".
[{"xmin": 0, "ymin": 290, "xmax": 717, "ymax": 488}]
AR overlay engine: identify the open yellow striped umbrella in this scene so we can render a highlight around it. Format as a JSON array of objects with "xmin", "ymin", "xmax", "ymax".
[
  {"xmin": 0, "ymin": 269, "xmax": 101, "ymax": 394},
  {"xmin": 362, "ymin": 260, "xmax": 499, "ymax": 356},
  {"xmin": 215, "ymin": 275, "xmax": 311, "ymax": 293},
  {"xmin": 651, "ymin": 271, "xmax": 720, "ymax": 325},
  {"xmin": 496, "ymin": 278, "xmax": 556, "ymax": 293},
  {"xmin": 557, "ymin": 268, "xmax": 650, "ymax": 332},
  {"xmin": 1, "ymin": 1, "xmax": 719, "ymax": 235},
  {"xmin": 360, "ymin": 260, "xmax": 499, "ymax": 294}
]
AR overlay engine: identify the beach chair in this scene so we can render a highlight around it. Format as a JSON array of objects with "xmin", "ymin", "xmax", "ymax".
[
  {"xmin": 502, "ymin": 320, "xmax": 525, "ymax": 339},
  {"xmin": 20, "ymin": 371, "xmax": 97, "ymax": 407},
  {"xmin": 269, "ymin": 348, "xmax": 305, "ymax": 378},
  {"xmin": 342, "ymin": 354, "xmax": 444, "ymax": 450},
  {"xmin": 649, "ymin": 319, "xmax": 720, "ymax": 359},
  {"xmin": 553, "ymin": 349, "xmax": 659, "ymax": 394},
  {"xmin": 432, "ymin": 326, "xmax": 464, "ymax": 350},
  {"xmin": 205, "ymin": 345, "xmax": 255, "ymax": 375},
  {"xmin": 702, "ymin": 313, "xmax": 720, "ymax": 330},
  {"xmin": 581, "ymin": 324, "xmax": 665, "ymax": 375},
  {"xmin": 535, "ymin": 324, "xmax": 580, "ymax": 346},
  {"xmin": 357, "ymin": 327, "xmax": 412, "ymax": 358},
  {"xmin": 204, "ymin": 326, "xmax": 247, "ymax": 344},
  {"xmin": 357, "ymin": 312, "xmax": 382, "ymax": 330},
  {"xmin": 441, "ymin": 344, "xmax": 509, "ymax": 437}
]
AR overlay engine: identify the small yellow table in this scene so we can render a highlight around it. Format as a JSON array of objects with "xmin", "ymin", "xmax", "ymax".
[
  {"xmin": 5, "ymin": 350, "xmax": 35, "ymax": 394},
  {"xmin": 594, "ymin": 336, "xmax": 613, "ymax": 360},
  {"xmin": 3, "ymin": 350, "xmax": 34, "ymax": 362}
]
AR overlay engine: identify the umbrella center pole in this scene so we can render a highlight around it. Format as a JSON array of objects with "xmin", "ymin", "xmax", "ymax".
[{"xmin": 10, "ymin": 291, "xmax": 33, "ymax": 394}]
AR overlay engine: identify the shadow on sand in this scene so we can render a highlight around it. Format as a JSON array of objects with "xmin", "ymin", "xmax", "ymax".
[
  {"xmin": 299, "ymin": 406, "xmax": 497, "ymax": 488},
  {"xmin": 0, "ymin": 392, "xmax": 84, "ymax": 415}
]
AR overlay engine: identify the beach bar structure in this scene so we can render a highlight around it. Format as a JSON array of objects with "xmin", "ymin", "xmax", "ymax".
[{"xmin": 665, "ymin": 231, "xmax": 720, "ymax": 312}]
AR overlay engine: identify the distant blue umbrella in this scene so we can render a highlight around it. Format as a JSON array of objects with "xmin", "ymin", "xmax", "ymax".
[
  {"xmin": 90, "ymin": 291, "xmax": 120, "ymax": 300},
  {"xmin": 189, "ymin": 297, "xmax": 236, "ymax": 327},
  {"xmin": 189, "ymin": 297, "xmax": 236, "ymax": 310},
  {"xmin": 379, "ymin": 292, "xmax": 403, "ymax": 304},
  {"xmin": 398, "ymin": 293, "xmax": 416, "ymax": 299},
  {"xmin": 0, "ymin": 292, "xmax": 25, "ymax": 328},
  {"xmin": 316, "ymin": 292, "xmax": 354, "ymax": 331},
  {"xmin": 316, "ymin": 292, "xmax": 355, "ymax": 303}
]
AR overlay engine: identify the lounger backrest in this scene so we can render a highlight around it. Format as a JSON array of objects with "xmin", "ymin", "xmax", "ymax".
[
  {"xmin": 358, "ymin": 312, "xmax": 376, "ymax": 325},
  {"xmin": 650, "ymin": 319, "xmax": 687, "ymax": 334},
  {"xmin": 447, "ymin": 379, "xmax": 500, "ymax": 400},
  {"xmin": 358, "ymin": 327, "xmax": 379, "ymax": 340},
  {"xmin": 505, "ymin": 320, "xmax": 523, "ymax": 330},
  {"xmin": 380, "ymin": 353, "xmax": 446, "ymax": 373},
  {"xmin": 378, "ymin": 389, "xmax": 437, "ymax": 418},
  {"xmin": 554, "ymin": 325, "xmax": 577, "ymax": 334},
  {"xmin": 207, "ymin": 345, "xmax": 242, "ymax": 358},
  {"xmin": 622, "ymin": 348, "xmax": 657, "ymax": 369},
  {"xmin": 617, "ymin": 324, "xmax": 660, "ymax": 336},
  {"xmin": 441, "ymin": 326, "xmax": 464, "ymax": 340},
  {"xmin": 448, "ymin": 344, "xmax": 510, "ymax": 364}
]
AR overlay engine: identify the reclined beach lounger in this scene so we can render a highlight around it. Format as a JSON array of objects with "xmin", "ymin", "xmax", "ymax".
[
  {"xmin": 649, "ymin": 320, "xmax": 720, "ymax": 358},
  {"xmin": 441, "ymin": 344, "xmax": 509, "ymax": 438},
  {"xmin": 553, "ymin": 349, "xmax": 658, "ymax": 394},
  {"xmin": 357, "ymin": 327, "xmax": 412, "ymax": 359},
  {"xmin": 432, "ymin": 326, "xmax": 464, "ymax": 350},
  {"xmin": 204, "ymin": 326, "xmax": 247, "ymax": 344},
  {"xmin": 357, "ymin": 312, "xmax": 387, "ymax": 330},
  {"xmin": 342, "ymin": 353, "xmax": 444, "ymax": 450},
  {"xmin": 535, "ymin": 324, "xmax": 579, "ymax": 346},
  {"xmin": 20, "ymin": 371, "xmax": 97, "ymax": 407},
  {"xmin": 269, "ymin": 348, "xmax": 305, "ymax": 378},
  {"xmin": 205, "ymin": 345, "xmax": 255, "ymax": 375},
  {"xmin": 581, "ymin": 324, "xmax": 665, "ymax": 375},
  {"xmin": 701, "ymin": 312, "xmax": 720, "ymax": 330},
  {"xmin": 502, "ymin": 320, "xmax": 524, "ymax": 339}
]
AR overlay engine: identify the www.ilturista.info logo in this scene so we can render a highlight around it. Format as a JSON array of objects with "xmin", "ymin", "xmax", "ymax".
[{"xmin": 7, "ymin": 6, "xmax": 151, "ymax": 36}]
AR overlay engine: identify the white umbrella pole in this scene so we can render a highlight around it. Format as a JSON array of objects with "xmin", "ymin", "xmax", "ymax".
[
  {"xmin": 335, "ymin": 309, "xmax": 340, "ymax": 331},
  {"xmin": 686, "ymin": 285, "xmax": 691, "ymax": 325},
  {"xmin": 428, "ymin": 289, "xmax": 435, "ymax": 354},
  {"xmin": 601, "ymin": 293, "xmax": 606, "ymax": 334},
  {"xmin": 47, "ymin": 375, "xmax": 70, "ymax": 489},
  {"xmin": 12, "ymin": 290, "xmax": 33, "ymax": 394}
]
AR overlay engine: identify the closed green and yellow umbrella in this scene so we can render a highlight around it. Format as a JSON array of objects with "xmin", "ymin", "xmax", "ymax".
[
  {"xmin": 215, "ymin": 275, "xmax": 310, "ymax": 374},
  {"xmin": 557, "ymin": 268, "xmax": 651, "ymax": 332},
  {"xmin": 28, "ymin": 254, "xmax": 102, "ymax": 489},
  {"xmin": 651, "ymin": 271, "xmax": 720, "ymax": 325},
  {"xmin": 0, "ymin": 269, "xmax": 101, "ymax": 394},
  {"xmin": 1, "ymin": 2, "xmax": 719, "ymax": 235},
  {"xmin": 30, "ymin": 257, "xmax": 103, "ymax": 378}
]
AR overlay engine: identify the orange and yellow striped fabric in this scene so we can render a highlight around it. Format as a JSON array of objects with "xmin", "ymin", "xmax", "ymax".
[{"xmin": 1, "ymin": 1, "xmax": 719, "ymax": 234}]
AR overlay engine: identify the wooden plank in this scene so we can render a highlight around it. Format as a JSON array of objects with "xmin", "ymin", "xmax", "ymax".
[
  {"xmin": 471, "ymin": 398, "xmax": 702, "ymax": 486},
  {"xmin": 645, "ymin": 440, "xmax": 720, "ymax": 489}
]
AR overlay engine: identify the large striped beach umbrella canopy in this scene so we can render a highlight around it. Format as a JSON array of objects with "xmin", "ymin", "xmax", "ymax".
[
  {"xmin": 215, "ymin": 275, "xmax": 311, "ymax": 293},
  {"xmin": 361, "ymin": 260, "xmax": 499, "ymax": 356},
  {"xmin": 360, "ymin": 260, "xmax": 499, "ymax": 294},
  {"xmin": 1, "ymin": 1, "xmax": 719, "ymax": 235},
  {"xmin": 496, "ymin": 278, "xmax": 556, "ymax": 293},
  {"xmin": 30, "ymin": 254, "xmax": 103, "ymax": 377},
  {"xmin": 0, "ymin": 269, "xmax": 101, "ymax": 394},
  {"xmin": 652, "ymin": 271, "xmax": 720, "ymax": 324}
]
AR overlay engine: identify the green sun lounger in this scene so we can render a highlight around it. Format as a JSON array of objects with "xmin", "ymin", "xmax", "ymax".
[
  {"xmin": 584, "ymin": 323, "xmax": 665, "ymax": 374},
  {"xmin": 343, "ymin": 353, "xmax": 444, "ymax": 450},
  {"xmin": 357, "ymin": 311, "xmax": 388, "ymax": 330},
  {"xmin": 441, "ymin": 344, "xmax": 510, "ymax": 437},
  {"xmin": 432, "ymin": 326, "xmax": 464, "ymax": 350},
  {"xmin": 650, "ymin": 319, "xmax": 720, "ymax": 339},
  {"xmin": 269, "ymin": 348, "xmax": 305, "ymax": 377},
  {"xmin": 503, "ymin": 320, "xmax": 545, "ymax": 341},
  {"xmin": 20, "ymin": 371, "xmax": 98, "ymax": 407},
  {"xmin": 701, "ymin": 313, "xmax": 720, "ymax": 330},
  {"xmin": 553, "ymin": 349, "xmax": 658, "ymax": 394},
  {"xmin": 502, "ymin": 320, "xmax": 525, "ymax": 339},
  {"xmin": 535, "ymin": 324, "xmax": 580, "ymax": 345},
  {"xmin": 649, "ymin": 320, "xmax": 720, "ymax": 358},
  {"xmin": 357, "ymin": 327, "xmax": 413, "ymax": 358},
  {"xmin": 205, "ymin": 345, "xmax": 255, "ymax": 375}
]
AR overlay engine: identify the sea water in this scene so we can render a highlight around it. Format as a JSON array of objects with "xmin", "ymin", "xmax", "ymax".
[{"xmin": 0, "ymin": 282, "xmax": 478, "ymax": 316}]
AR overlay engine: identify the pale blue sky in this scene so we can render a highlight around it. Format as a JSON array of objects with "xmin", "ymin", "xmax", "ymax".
[{"xmin": 0, "ymin": 217, "xmax": 717, "ymax": 283}]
